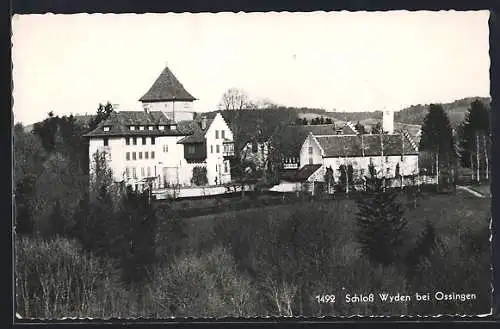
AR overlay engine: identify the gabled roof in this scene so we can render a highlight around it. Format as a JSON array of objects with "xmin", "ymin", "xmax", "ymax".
[
  {"xmin": 395, "ymin": 122, "xmax": 421, "ymax": 145},
  {"xmin": 341, "ymin": 124, "xmax": 358, "ymax": 135},
  {"xmin": 139, "ymin": 66, "xmax": 196, "ymax": 102},
  {"xmin": 279, "ymin": 165, "xmax": 322, "ymax": 182},
  {"xmin": 273, "ymin": 124, "xmax": 340, "ymax": 157},
  {"xmin": 280, "ymin": 169, "xmax": 299, "ymax": 181},
  {"xmin": 177, "ymin": 112, "xmax": 218, "ymax": 144},
  {"xmin": 83, "ymin": 110, "xmax": 186, "ymax": 137},
  {"xmin": 296, "ymin": 164, "xmax": 322, "ymax": 181},
  {"xmin": 314, "ymin": 133, "xmax": 419, "ymax": 158}
]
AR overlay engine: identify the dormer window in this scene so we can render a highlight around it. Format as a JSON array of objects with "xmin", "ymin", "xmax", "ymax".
[
  {"xmin": 159, "ymin": 125, "xmax": 165, "ymax": 131},
  {"xmin": 130, "ymin": 126, "xmax": 136, "ymax": 131},
  {"xmin": 170, "ymin": 124, "xmax": 177, "ymax": 131},
  {"xmin": 148, "ymin": 126, "xmax": 153, "ymax": 131},
  {"xmin": 139, "ymin": 126, "xmax": 145, "ymax": 131},
  {"xmin": 103, "ymin": 126, "xmax": 110, "ymax": 132}
]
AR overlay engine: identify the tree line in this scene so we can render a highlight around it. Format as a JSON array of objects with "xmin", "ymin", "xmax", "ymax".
[{"xmin": 419, "ymin": 100, "xmax": 490, "ymax": 184}]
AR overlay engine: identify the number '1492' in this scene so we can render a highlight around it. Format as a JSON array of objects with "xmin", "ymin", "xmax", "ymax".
[{"xmin": 315, "ymin": 295, "xmax": 336, "ymax": 303}]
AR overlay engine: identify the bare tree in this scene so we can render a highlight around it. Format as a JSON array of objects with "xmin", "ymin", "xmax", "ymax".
[{"xmin": 218, "ymin": 88, "xmax": 250, "ymax": 111}]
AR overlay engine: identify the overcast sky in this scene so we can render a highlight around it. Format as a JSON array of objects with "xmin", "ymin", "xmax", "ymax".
[{"xmin": 12, "ymin": 11, "xmax": 490, "ymax": 125}]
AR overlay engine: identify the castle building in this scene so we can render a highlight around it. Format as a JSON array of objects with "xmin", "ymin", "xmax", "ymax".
[
  {"xmin": 139, "ymin": 65, "xmax": 197, "ymax": 122},
  {"xmin": 84, "ymin": 65, "xmax": 234, "ymax": 191}
]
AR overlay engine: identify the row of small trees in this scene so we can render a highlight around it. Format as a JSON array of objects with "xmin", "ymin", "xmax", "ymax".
[
  {"xmin": 456, "ymin": 100, "xmax": 490, "ymax": 181},
  {"xmin": 322, "ymin": 162, "xmax": 407, "ymax": 194},
  {"xmin": 294, "ymin": 116, "xmax": 334, "ymax": 125},
  {"xmin": 418, "ymin": 100, "xmax": 490, "ymax": 184}
]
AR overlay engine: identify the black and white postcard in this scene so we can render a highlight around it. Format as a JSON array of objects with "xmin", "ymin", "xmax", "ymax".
[{"xmin": 12, "ymin": 11, "xmax": 492, "ymax": 319}]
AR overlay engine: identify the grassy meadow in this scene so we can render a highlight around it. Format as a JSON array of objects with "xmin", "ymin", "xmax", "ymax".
[{"xmin": 17, "ymin": 188, "xmax": 491, "ymax": 318}]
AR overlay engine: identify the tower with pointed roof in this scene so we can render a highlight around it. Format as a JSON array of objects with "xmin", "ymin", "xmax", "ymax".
[{"xmin": 139, "ymin": 65, "xmax": 197, "ymax": 122}]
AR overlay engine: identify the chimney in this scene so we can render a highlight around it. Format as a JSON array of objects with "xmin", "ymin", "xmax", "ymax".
[
  {"xmin": 143, "ymin": 104, "xmax": 150, "ymax": 114},
  {"xmin": 201, "ymin": 115, "xmax": 207, "ymax": 130},
  {"xmin": 382, "ymin": 110, "xmax": 394, "ymax": 134}
]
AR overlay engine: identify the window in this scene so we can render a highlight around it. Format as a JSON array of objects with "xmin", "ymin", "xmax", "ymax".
[
  {"xmin": 126, "ymin": 152, "xmax": 130, "ymax": 161},
  {"xmin": 210, "ymin": 145, "xmax": 213, "ymax": 153},
  {"xmin": 159, "ymin": 125, "xmax": 165, "ymax": 131},
  {"xmin": 132, "ymin": 152, "xmax": 136, "ymax": 160},
  {"xmin": 221, "ymin": 130, "xmax": 225, "ymax": 139},
  {"xmin": 188, "ymin": 146, "xmax": 195, "ymax": 154},
  {"xmin": 309, "ymin": 158, "xmax": 313, "ymax": 165},
  {"xmin": 151, "ymin": 151, "xmax": 155, "ymax": 159},
  {"xmin": 163, "ymin": 145, "xmax": 168, "ymax": 153},
  {"xmin": 103, "ymin": 138, "xmax": 109, "ymax": 146},
  {"xmin": 133, "ymin": 137, "xmax": 137, "ymax": 145},
  {"xmin": 224, "ymin": 161, "xmax": 228, "ymax": 173},
  {"xmin": 216, "ymin": 145, "xmax": 220, "ymax": 153},
  {"xmin": 142, "ymin": 137, "xmax": 147, "ymax": 145},
  {"xmin": 145, "ymin": 151, "xmax": 149, "ymax": 159},
  {"xmin": 147, "ymin": 167, "xmax": 151, "ymax": 177},
  {"xmin": 139, "ymin": 152, "xmax": 143, "ymax": 160},
  {"xmin": 125, "ymin": 167, "xmax": 130, "ymax": 179},
  {"xmin": 151, "ymin": 137, "xmax": 156, "ymax": 145},
  {"xmin": 139, "ymin": 126, "xmax": 145, "ymax": 131},
  {"xmin": 126, "ymin": 137, "xmax": 130, "ymax": 145},
  {"xmin": 103, "ymin": 126, "xmax": 110, "ymax": 132},
  {"xmin": 215, "ymin": 130, "xmax": 219, "ymax": 139},
  {"xmin": 130, "ymin": 126, "xmax": 136, "ymax": 131},
  {"xmin": 308, "ymin": 146, "xmax": 313, "ymax": 154},
  {"xmin": 141, "ymin": 167, "xmax": 145, "ymax": 177},
  {"xmin": 148, "ymin": 126, "xmax": 153, "ymax": 131},
  {"xmin": 132, "ymin": 167, "xmax": 137, "ymax": 179}
]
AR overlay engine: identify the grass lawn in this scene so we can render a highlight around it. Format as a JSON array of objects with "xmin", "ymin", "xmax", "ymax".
[
  {"xmin": 155, "ymin": 188, "xmax": 490, "ymax": 315},
  {"xmin": 158, "ymin": 189, "xmax": 490, "ymax": 258}
]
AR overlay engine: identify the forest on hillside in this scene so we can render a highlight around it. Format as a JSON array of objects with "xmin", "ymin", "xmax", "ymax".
[
  {"xmin": 213, "ymin": 96, "xmax": 491, "ymax": 130},
  {"xmin": 394, "ymin": 97, "xmax": 491, "ymax": 127},
  {"xmin": 23, "ymin": 96, "xmax": 489, "ymax": 135}
]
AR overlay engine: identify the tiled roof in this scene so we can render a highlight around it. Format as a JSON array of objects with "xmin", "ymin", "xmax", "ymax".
[
  {"xmin": 279, "ymin": 165, "xmax": 322, "ymax": 182},
  {"xmin": 83, "ymin": 110, "xmax": 186, "ymax": 137},
  {"xmin": 343, "ymin": 122, "xmax": 358, "ymax": 135},
  {"xmin": 314, "ymin": 133, "xmax": 419, "ymax": 158},
  {"xmin": 273, "ymin": 124, "xmax": 341, "ymax": 157},
  {"xmin": 296, "ymin": 164, "xmax": 322, "ymax": 181},
  {"xmin": 280, "ymin": 169, "xmax": 298, "ymax": 181},
  {"xmin": 139, "ymin": 66, "xmax": 196, "ymax": 102},
  {"xmin": 395, "ymin": 122, "xmax": 421, "ymax": 145},
  {"xmin": 177, "ymin": 112, "xmax": 217, "ymax": 144}
]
